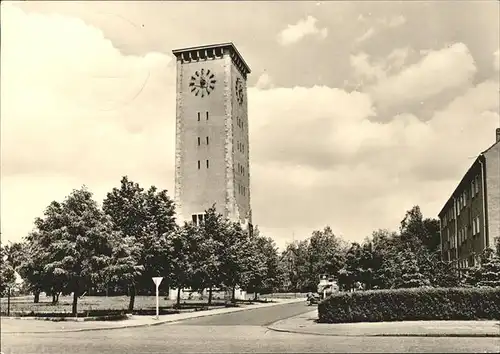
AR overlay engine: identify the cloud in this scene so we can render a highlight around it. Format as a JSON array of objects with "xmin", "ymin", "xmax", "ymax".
[
  {"xmin": 354, "ymin": 15, "xmax": 407, "ymax": 45},
  {"xmin": 277, "ymin": 15, "xmax": 328, "ymax": 46},
  {"xmin": 350, "ymin": 52, "xmax": 387, "ymax": 85},
  {"xmin": 255, "ymin": 72, "xmax": 273, "ymax": 90},
  {"xmin": 355, "ymin": 28, "xmax": 375, "ymax": 44},
  {"xmin": 1, "ymin": 3, "xmax": 498, "ymax": 251},
  {"xmin": 379, "ymin": 15, "xmax": 407, "ymax": 28},
  {"xmin": 368, "ymin": 43, "xmax": 477, "ymax": 109},
  {"xmin": 248, "ymin": 78, "xmax": 498, "ymax": 246},
  {"xmin": 1, "ymin": 4, "xmax": 176, "ymax": 242},
  {"xmin": 494, "ymin": 49, "xmax": 500, "ymax": 71}
]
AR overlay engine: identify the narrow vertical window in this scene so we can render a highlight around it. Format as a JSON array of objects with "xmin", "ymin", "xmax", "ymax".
[
  {"xmin": 198, "ymin": 137, "xmax": 201, "ymax": 146},
  {"xmin": 206, "ymin": 159, "xmax": 209, "ymax": 168},
  {"xmin": 206, "ymin": 111, "xmax": 209, "ymax": 120},
  {"xmin": 198, "ymin": 160, "xmax": 201, "ymax": 169},
  {"xmin": 192, "ymin": 215, "xmax": 197, "ymax": 224},
  {"xmin": 206, "ymin": 136, "xmax": 209, "ymax": 145},
  {"xmin": 198, "ymin": 112, "xmax": 200, "ymax": 121}
]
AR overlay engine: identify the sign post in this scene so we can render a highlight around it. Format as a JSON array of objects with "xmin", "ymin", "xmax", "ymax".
[{"xmin": 152, "ymin": 277, "xmax": 163, "ymax": 320}]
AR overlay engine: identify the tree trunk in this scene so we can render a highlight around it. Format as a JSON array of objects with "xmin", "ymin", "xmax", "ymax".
[
  {"xmin": 128, "ymin": 284, "xmax": 136, "ymax": 312},
  {"xmin": 231, "ymin": 285, "xmax": 236, "ymax": 303},
  {"xmin": 33, "ymin": 290, "xmax": 40, "ymax": 303},
  {"xmin": 208, "ymin": 286, "xmax": 213, "ymax": 306},
  {"xmin": 72, "ymin": 290, "xmax": 79, "ymax": 317},
  {"xmin": 176, "ymin": 287, "xmax": 181, "ymax": 308},
  {"xmin": 253, "ymin": 292, "xmax": 258, "ymax": 301},
  {"xmin": 52, "ymin": 292, "xmax": 57, "ymax": 304}
]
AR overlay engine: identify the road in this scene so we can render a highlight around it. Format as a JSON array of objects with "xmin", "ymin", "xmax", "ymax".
[{"xmin": 2, "ymin": 302, "xmax": 499, "ymax": 354}]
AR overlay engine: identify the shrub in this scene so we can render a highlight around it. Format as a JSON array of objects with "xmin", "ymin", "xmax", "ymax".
[{"xmin": 318, "ymin": 287, "xmax": 500, "ymax": 323}]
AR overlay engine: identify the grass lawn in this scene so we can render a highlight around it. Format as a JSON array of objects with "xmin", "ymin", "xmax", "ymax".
[
  {"xmin": 0, "ymin": 295, "xmax": 230, "ymax": 316},
  {"xmin": 0, "ymin": 292, "xmax": 306, "ymax": 316}
]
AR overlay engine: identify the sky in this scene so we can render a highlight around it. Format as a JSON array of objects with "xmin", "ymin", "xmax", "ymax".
[{"xmin": 1, "ymin": 1, "xmax": 499, "ymax": 250}]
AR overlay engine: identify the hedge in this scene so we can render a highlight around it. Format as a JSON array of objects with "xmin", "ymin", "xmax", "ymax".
[{"xmin": 317, "ymin": 287, "xmax": 500, "ymax": 323}]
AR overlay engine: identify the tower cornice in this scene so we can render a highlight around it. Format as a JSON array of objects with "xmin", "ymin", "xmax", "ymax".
[{"xmin": 172, "ymin": 42, "xmax": 251, "ymax": 79}]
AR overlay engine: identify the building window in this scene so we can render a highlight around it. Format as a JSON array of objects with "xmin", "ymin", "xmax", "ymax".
[
  {"xmin": 198, "ymin": 137, "xmax": 201, "ymax": 146},
  {"xmin": 475, "ymin": 176, "xmax": 479, "ymax": 194},
  {"xmin": 198, "ymin": 112, "xmax": 201, "ymax": 121},
  {"xmin": 206, "ymin": 136, "xmax": 209, "ymax": 145},
  {"xmin": 192, "ymin": 214, "xmax": 197, "ymax": 224},
  {"xmin": 471, "ymin": 180, "xmax": 475, "ymax": 198},
  {"xmin": 206, "ymin": 160, "xmax": 209, "ymax": 168},
  {"xmin": 198, "ymin": 160, "xmax": 201, "ymax": 169},
  {"xmin": 206, "ymin": 111, "xmax": 209, "ymax": 120}
]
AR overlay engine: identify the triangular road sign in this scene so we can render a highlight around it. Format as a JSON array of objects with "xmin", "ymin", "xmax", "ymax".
[{"xmin": 152, "ymin": 277, "xmax": 163, "ymax": 287}]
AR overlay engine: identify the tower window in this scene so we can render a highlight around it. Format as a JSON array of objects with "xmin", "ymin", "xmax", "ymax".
[
  {"xmin": 206, "ymin": 159, "xmax": 209, "ymax": 168},
  {"xmin": 192, "ymin": 214, "xmax": 197, "ymax": 224},
  {"xmin": 198, "ymin": 160, "xmax": 201, "ymax": 169},
  {"xmin": 206, "ymin": 136, "xmax": 209, "ymax": 145},
  {"xmin": 206, "ymin": 112, "xmax": 209, "ymax": 120},
  {"xmin": 198, "ymin": 112, "xmax": 200, "ymax": 121},
  {"xmin": 198, "ymin": 137, "xmax": 201, "ymax": 146}
]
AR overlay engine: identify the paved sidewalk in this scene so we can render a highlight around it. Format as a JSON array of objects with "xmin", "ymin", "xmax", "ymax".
[
  {"xmin": 268, "ymin": 309, "xmax": 500, "ymax": 337},
  {"xmin": 1, "ymin": 298, "xmax": 305, "ymax": 334}
]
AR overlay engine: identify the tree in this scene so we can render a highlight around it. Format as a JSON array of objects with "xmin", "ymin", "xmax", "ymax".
[
  {"xmin": 168, "ymin": 223, "xmax": 198, "ymax": 307},
  {"xmin": 370, "ymin": 229, "xmax": 405, "ymax": 289},
  {"xmin": 337, "ymin": 243, "xmax": 362, "ymax": 291},
  {"xmin": 429, "ymin": 257, "xmax": 460, "ymax": 288},
  {"xmin": 244, "ymin": 233, "xmax": 280, "ymax": 296},
  {"xmin": 358, "ymin": 241, "xmax": 376, "ymax": 290},
  {"xmin": 20, "ymin": 201, "xmax": 69, "ymax": 303},
  {"xmin": 395, "ymin": 249, "xmax": 431, "ymax": 288},
  {"xmin": 399, "ymin": 206, "xmax": 426, "ymax": 252},
  {"xmin": 474, "ymin": 248, "xmax": 500, "ymax": 288},
  {"xmin": 106, "ymin": 233, "xmax": 144, "ymax": 310},
  {"xmin": 192, "ymin": 206, "xmax": 225, "ymax": 305},
  {"xmin": 0, "ymin": 245, "xmax": 16, "ymax": 296},
  {"xmin": 138, "ymin": 185, "xmax": 177, "ymax": 293},
  {"xmin": 103, "ymin": 177, "xmax": 177, "ymax": 309},
  {"xmin": 422, "ymin": 218, "xmax": 441, "ymax": 253},
  {"xmin": 221, "ymin": 221, "xmax": 254, "ymax": 302},
  {"xmin": 103, "ymin": 176, "xmax": 148, "ymax": 310},
  {"xmin": 3, "ymin": 242, "xmax": 25, "ymax": 270},
  {"xmin": 307, "ymin": 227, "xmax": 347, "ymax": 288},
  {"xmin": 28, "ymin": 187, "xmax": 115, "ymax": 315}
]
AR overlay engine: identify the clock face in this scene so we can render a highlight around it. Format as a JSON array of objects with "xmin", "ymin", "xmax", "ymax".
[
  {"xmin": 189, "ymin": 68, "xmax": 216, "ymax": 97},
  {"xmin": 235, "ymin": 78, "xmax": 244, "ymax": 105}
]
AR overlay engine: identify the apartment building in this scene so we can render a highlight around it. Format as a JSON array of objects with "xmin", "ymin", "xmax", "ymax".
[{"xmin": 438, "ymin": 128, "xmax": 500, "ymax": 268}]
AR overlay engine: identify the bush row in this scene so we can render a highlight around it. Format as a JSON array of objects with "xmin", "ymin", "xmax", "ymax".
[{"xmin": 318, "ymin": 287, "xmax": 500, "ymax": 323}]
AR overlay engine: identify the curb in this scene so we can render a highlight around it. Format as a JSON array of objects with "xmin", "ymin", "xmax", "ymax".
[
  {"xmin": 2, "ymin": 298, "xmax": 306, "ymax": 334},
  {"xmin": 265, "ymin": 325, "xmax": 500, "ymax": 337}
]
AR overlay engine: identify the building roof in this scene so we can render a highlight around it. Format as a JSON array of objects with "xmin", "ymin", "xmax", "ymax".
[
  {"xmin": 437, "ymin": 138, "xmax": 499, "ymax": 218},
  {"xmin": 172, "ymin": 42, "xmax": 251, "ymax": 74}
]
